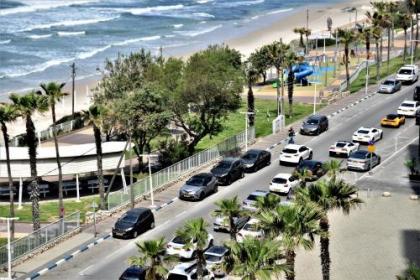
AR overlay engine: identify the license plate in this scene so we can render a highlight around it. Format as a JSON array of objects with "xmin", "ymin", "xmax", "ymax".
[{"xmin": 115, "ymin": 232, "xmax": 123, "ymax": 236}]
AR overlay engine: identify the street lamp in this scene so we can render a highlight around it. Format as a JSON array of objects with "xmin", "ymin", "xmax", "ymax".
[
  {"xmin": 408, "ymin": 39, "xmax": 420, "ymax": 65},
  {"xmin": 139, "ymin": 154, "xmax": 159, "ymax": 207},
  {"xmin": 240, "ymin": 112, "xmax": 255, "ymax": 152},
  {"xmin": 309, "ymin": 80, "xmax": 322, "ymax": 115},
  {"xmin": 363, "ymin": 60, "xmax": 375, "ymax": 95},
  {"xmin": 0, "ymin": 217, "xmax": 19, "ymax": 280}
]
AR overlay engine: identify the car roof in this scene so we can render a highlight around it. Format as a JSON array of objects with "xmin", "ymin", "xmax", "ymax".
[
  {"xmin": 307, "ymin": 114, "xmax": 326, "ymax": 120},
  {"xmin": 170, "ymin": 262, "xmax": 197, "ymax": 274},
  {"xmin": 335, "ymin": 140, "xmax": 351, "ymax": 144},
  {"xmin": 384, "ymin": 78, "xmax": 396, "ymax": 82},
  {"xmin": 249, "ymin": 190, "xmax": 269, "ymax": 196},
  {"xmin": 205, "ymin": 245, "xmax": 229, "ymax": 256},
  {"xmin": 385, "ymin": 113, "xmax": 399, "ymax": 118},
  {"xmin": 192, "ymin": 173, "xmax": 213, "ymax": 179},
  {"xmin": 350, "ymin": 150, "xmax": 370, "ymax": 156},
  {"xmin": 245, "ymin": 149, "xmax": 265, "ymax": 154},
  {"xmin": 284, "ymin": 144, "xmax": 304, "ymax": 149},
  {"xmin": 401, "ymin": 100, "xmax": 417, "ymax": 104},
  {"xmin": 358, "ymin": 127, "xmax": 374, "ymax": 131},
  {"xmin": 273, "ymin": 173, "xmax": 293, "ymax": 179},
  {"xmin": 221, "ymin": 157, "xmax": 240, "ymax": 163}
]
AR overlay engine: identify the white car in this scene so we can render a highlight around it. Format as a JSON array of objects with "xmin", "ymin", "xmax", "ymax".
[
  {"xmin": 397, "ymin": 100, "xmax": 420, "ymax": 117},
  {"xmin": 279, "ymin": 144, "xmax": 313, "ymax": 165},
  {"xmin": 352, "ymin": 127, "xmax": 383, "ymax": 144},
  {"xmin": 396, "ymin": 65, "xmax": 419, "ymax": 83},
  {"xmin": 236, "ymin": 218, "xmax": 264, "ymax": 242},
  {"xmin": 269, "ymin": 173, "xmax": 300, "ymax": 194},
  {"xmin": 242, "ymin": 190, "xmax": 271, "ymax": 212},
  {"xmin": 167, "ymin": 262, "xmax": 214, "ymax": 280},
  {"xmin": 166, "ymin": 234, "xmax": 214, "ymax": 259},
  {"xmin": 329, "ymin": 141, "xmax": 360, "ymax": 157}
]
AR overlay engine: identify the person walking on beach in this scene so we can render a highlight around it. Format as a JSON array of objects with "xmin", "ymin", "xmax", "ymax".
[{"xmin": 288, "ymin": 127, "xmax": 296, "ymax": 144}]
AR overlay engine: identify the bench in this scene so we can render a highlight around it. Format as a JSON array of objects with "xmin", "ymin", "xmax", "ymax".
[{"xmin": 87, "ymin": 179, "xmax": 109, "ymax": 193}]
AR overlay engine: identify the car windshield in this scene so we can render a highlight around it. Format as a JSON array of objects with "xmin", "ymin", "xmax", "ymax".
[
  {"xmin": 216, "ymin": 161, "xmax": 232, "ymax": 169},
  {"xmin": 243, "ymin": 223, "xmax": 260, "ymax": 231},
  {"xmin": 383, "ymin": 80, "xmax": 395, "ymax": 85},
  {"xmin": 357, "ymin": 130, "xmax": 370, "ymax": 134},
  {"xmin": 350, "ymin": 151, "xmax": 368, "ymax": 159},
  {"xmin": 386, "ymin": 114, "xmax": 398, "ymax": 120},
  {"xmin": 306, "ymin": 118, "xmax": 319, "ymax": 125},
  {"xmin": 401, "ymin": 103, "xmax": 415, "ymax": 107},
  {"xmin": 167, "ymin": 274, "xmax": 188, "ymax": 280},
  {"xmin": 246, "ymin": 194, "xmax": 262, "ymax": 201},
  {"xmin": 205, "ymin": 254, "xmax": 223, "ymax": 262},
  {"xmin": 336, "ymin": 142, "xmax": 347, "ymax": 148},
  {"xmin": 242, "ymin": 152, "xmax": 258, "ymax": 160},
  {"xmin": 399, "ymin": 69, "xmax": 412, "ymax": 74},
  {"xmin": 120, "ymin": 213, "xmax": 137, "ymax": 224},
  {"xmin": 272, "ymin": 177, "xmax": 287, "ymax": 184},
  {"xmin": 282, "ymin": 148, "xmax": 297, "ymax": 154},
  {"xmin": 172, "ymin": 236, "xmax": 187, "ymax": 244},
  {"xmin": 186, "ymin": 177, "xmax": 207, "ymax": 186}
]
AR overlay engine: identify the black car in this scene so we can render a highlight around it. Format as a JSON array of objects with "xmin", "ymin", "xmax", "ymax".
[
  {"xmin": 414, "ymin": 86, "xmax": 420, "ymax": 101},
  {"xmin": 295, "ymin": 160, "xmax": 326, "ymax": 181},
  {"xmin": 119, "ymin": 266, "xmax": 146, "ymax": 280},
  {"xmin": 112, "ymin": 208, "xmax": 154, "ymax": 239},
  {"xmin": 241, "ymin": 149, "xmax": 271, "ymax": 172},
  {"xmin": 300, "ymin": 115, "xmax": 329, "ymax": 135},
  {"xmin": 210, "ymin": 157, "xmax": 244, "ymax": 185}
]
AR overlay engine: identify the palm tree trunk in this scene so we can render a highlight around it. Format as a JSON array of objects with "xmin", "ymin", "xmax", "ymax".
[
  {"xmin": 276, "ymin": 68, "xmax": 281, "ymax": 116},
  {"xmin": 26, "ymin": 116, "xmax": 40, "ymax": 231},
  {"xmin": 416, "ymin": 13, "xmax": 419, "ymax": 57},
  {"xmin": 247, "ymin": 81, "xmax": 255, "ymax": 127},
  {"xmin": 2, "ymin": 123, "xmax": 15, "ymax": 239},
  {"xmin": 344, "ymin": 44, "xmax": 350, "ymax": 90},
  {"xmin": 287, "ymin": 65, "xmax": 294, "ymax": 117},
  {"xmin": 51, "ymin": 104, "xmax": 64, "ymax": 219},
  {"xmin": 404, "ymin": 29, "xmax": 408, "ymax": 62},
  {"xmin": 387, "ymin": 28, "xmax": 391, "ymax": 73},
  {"xmin": 376, "ymin": 40, "xmax": 380, "ymax": 81},
  {"xmin": 380, "ymin": 36, "xmax": 383, "ymax": 66},
  {"xmin": 229, "ymin": 216, "xmax": 236, "ymax": 241},
  {"xmin": 285, "ymin": 249, "xmax": 296, "ymax": 280},
  {"xmin": 305, "ymin": 34, "xmax": 309, "ymax": 55},
  {"xmin": 365, "ymin": 36, "xmax": 370, "ymax": 60},
  {"xmin": 280, "ymin": 68, "xmax": 285, "ymax": 115},
  {"xmin": 196, "ymin": 250, "xmax": 205, "ymax": 280},
  {"xmin": 320, "ymin": 216, "xmax": 331, "ymax": 280},
  {"xmin": 93, "ymin": 124, "xmax": 105, "ymax": 210}
]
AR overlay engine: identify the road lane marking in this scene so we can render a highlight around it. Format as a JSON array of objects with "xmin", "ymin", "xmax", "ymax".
[{"xmin": 79, "ymin": 264, "xmax": 94, "ymax": 276}]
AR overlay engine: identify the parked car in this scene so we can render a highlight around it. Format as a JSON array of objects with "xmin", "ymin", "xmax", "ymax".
[
  {"xmin": 119, "ymin": 266, "xmax": 146, "ymax": 280},
  {"xmin": 210, "ymin": 157, "xmax": 244, "ymax": 185},
  {"xmin": 396, "ymin": 65, "xmax": 419, "ymax": 84},
  {"xmin": 347, "ymin": 150, "xmax": 381, "ymax": 171},
  {"xmin": 295, "ymin": 160, "xmax": 326, "ymax": 181},
  {"xmin": 179, "ymin": 173, "xmax": 218, "ymax": 201},
  {"xmin": 413, "ymin": 86, "xmax": 420, "ymax": 101},
  {"xmin": 381, "ymin": 113, "xmax": 406, "ymax": 128},
  {"xmin": 300, "ymin": 114, "xmax": 329, "ymax": 135},
  {"xmin": 241, "ymin": 149, "xmax": 271, "ymax": 172},
  {"xmin": 269, "ymin": 173, "xmax": 300, "ymax": 194},
  {"xmin": 205, "ymin": 245, "xmax": 230, "ymax": 278},
  {"xmin": 112, "ymin": 208, "xmax": 155, "ymax": 239},
  {"xmin": 242, "ymin": 190, "xmax": 271, "ymax": 212},
  {"xmin": 279, "ymin": 144, "xmax": 313, "ymax": 165},
  {"xmin": 237, "ymin": 218, "xmax": 265, "ymax": 242},
  {"xmin": 213, "ymin": 215, "xmax": 249, "ymax": 232},
  {"xmin": 166, "ymin": 234, "xmax": 214, "ymax": 259},
  {"xmin": 352, "ymin": 127, "xmax": 383, "ymax": 144},
  {"xmin": 377, "ymin": 78, "xmax": 402, "ymax": 93},
  {"xmin": 167, "ymin": 262, "xmax": 214, "ymax": 280},
  {"xmin": 397, "ymin": 100, "xmax": 420, "ymax": 117},
  {"xmin": 329, "ymin": 141, "xmax": 360, "ymax": 157}
]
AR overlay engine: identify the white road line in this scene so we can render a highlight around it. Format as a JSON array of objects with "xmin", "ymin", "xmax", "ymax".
[
  {"xmin": 175, "ymin": 210, "xmax": 187, "ymax": 218},
  {"xmin": 79, "ymin": 264, "xmax": 94, "ymax": 276},
  {"xmin": 56, "ymin": 259, "xmax": 66, "ymax": 265}
]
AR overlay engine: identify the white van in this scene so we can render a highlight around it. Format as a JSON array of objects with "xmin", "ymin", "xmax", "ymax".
[{"xmin": 396, "ymin": 65, "xmax": 419, "ymax": 84}]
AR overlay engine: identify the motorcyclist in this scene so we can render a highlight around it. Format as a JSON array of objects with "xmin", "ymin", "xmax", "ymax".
[{"xmin": 288, "ymin": 127, "xmax": 295, "ymax": 144}]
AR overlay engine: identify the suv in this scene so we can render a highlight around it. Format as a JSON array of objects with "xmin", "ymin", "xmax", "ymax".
[
  {"xmin": 241, "ymin": 149, "xmax": 271, "ymax": 172},
  {"xmin": 179, "ymin": 173, "xmax": 218, "ymax": 201},
  {"xmin": 167, "ymin": 262, "xmax": 214, "ymax": 280},
  {"xmin": 112, "ymin": 208, "xmax": 154, "ymax": 239},
  {"xmin": 396, "ymin": 65, "xmax": 419, "ymax": 84},
  {"xmin": 210, "ymin": 158, "xmax": 244, "ymax": 185},
  {"xmin": 300, "ymin": 115, "xmax": 328, "ymax": 135}
]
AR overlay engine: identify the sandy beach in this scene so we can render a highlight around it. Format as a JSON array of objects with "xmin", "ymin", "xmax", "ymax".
[{"xmin": 4, "ymin": 0, "xmax": 375, "ymax": 138}]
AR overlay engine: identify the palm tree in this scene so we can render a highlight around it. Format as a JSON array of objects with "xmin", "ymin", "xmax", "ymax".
[
  {"xmin": 405, "ymin": 0, "xmax": 420, "ymax": 58},
  {"xmin": 322, "ymin": 159, "xmax": 342, "ymax": 180},
  {"xmin": 397, "ymin": 263, "xmax": 420, "ymax": 280},
  {"xmin": 255, "ymin": 193, "xmax": 281, "ymax": 213},
  {"xmin": 295, "ymin": 178, "xmax": 363, "ymax": 280},
  {"xmin": 213, "ymin": 196, "xmax": 244, "ymax": 241},
  {"xmin": 293, "ymin": 168, "xmax": 313, "ymax": 189},
  {"xmin": 176, "ymin": 218, "xmax": 210, "ymax": 279},
  {"xmin": 284, "ymin": 51, "xmax": 297, "ymax": 117},
  {"xmin": 40, "ymin": 82, "xmax": 67, "ymax": 219},
  {"xmin": 245, "ymin": 62, "xmax": 259, "ymax": 126},
  {"xmin": 83, "ymin": 104, "xmax": 106, "ymax": 209},
  {"xmin": 357, "ymin": 25, "xmax": 372, "ymax": 60},
  {"xmin": 336, "ymin": 28, "xmax": 358, "ymax": 90},
  {"xmin": 0, "ymin": 104, "xmax": 18, "ymax": 238},
  {"xmin": 371, "ymin": 26, "xmax": 383, "ymax": 81},
  {"xmin": 128, "ymin": 237, "xmax": 173, "ymax": 280},
  {"xmin": 396, "ymin": 11, "xmax": 412, "ymax": 62},
  {"xmin": 224, "ymin": 237, "xmax": 288, "ymax": 280},
  {"xmin": 304, "ymin": 28, "xmax": 312, "ymax": 55},
  {"xmin": 367, "ymin": 9, "xmax": 386, "ymax": 78},
  {"xmin": 293, "ymin": 27, "xmax": 306, "ymax": 51},
  {"xmin": 10, "ymin": 92, "xmax": 48, "ymax": 231},
  {"xmin": 327, "ymin": 17, "xmax": 333, "ymax": 37}
]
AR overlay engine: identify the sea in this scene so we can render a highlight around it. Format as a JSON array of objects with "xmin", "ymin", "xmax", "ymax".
[{"xmin": 0, "ymin": 0, "xmax": 341, "ymax": 96}]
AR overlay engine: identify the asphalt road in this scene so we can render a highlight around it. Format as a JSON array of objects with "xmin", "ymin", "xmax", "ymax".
[{"xmin": 38, "ymin": 80, "xmax": 420, "ymax": 280}]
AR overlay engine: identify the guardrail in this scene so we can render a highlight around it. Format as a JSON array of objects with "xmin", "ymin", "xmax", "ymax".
[
  {"xmin": 107, "ymin": 128, "xmax": 255, "ymax": 211},
  {"xmin": 0, "ymin": 212, "xmax": 80, "ymax": 266}
]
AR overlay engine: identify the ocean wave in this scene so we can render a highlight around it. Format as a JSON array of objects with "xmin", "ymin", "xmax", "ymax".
[
  {"xmin": 19, "ymin": 16, "xmax": 119, "ymax": 32},
  {"xmin": 174, "ymin": 24, "xmax": 222, "ymax": 37},
  {"xmin": 0, "ymin": 39, "xmax": 11, "ymax": 45},
  {"xmin": 173, "ymin": 24, "xmax": 183, "ymax": 29},
  {"xmin": 0, "ymin": 0, "xmax": 100, "ymax": 16},
  {"xmin": 192, "ymin": 12, "xmax": 215, "ymax": 18},
  {"xmin": 113, "ymin": 36, "xmax": 161, "ymax": 46},
  {"xmin": 219, "ymin": 0, "xmax": 264, "ymax": 8},
  {"xmin": 77, "ymin": 45, "xmax": 111, "ymax": 60},
  {"xmin": 196, "ymin": 0, "xmax": 214, "ymax": 3},
  {"xmin": 266, "ymin": 8, "xmax": 293, "ymax": 15},
  {"xmin": 118, "ymin": 4, "xmax": 184, "ymax": 16},
  {"xmin": 4, "ymin": 57, "xmax": 74, "ymax": 78},
  {"xmin": 165, "ymin": 34, "xmax": 176, "ymax": 38},
  {"xmin": 28, "ymin": 34, "xmax": 52, "ymax": 40},
  {"xmin": 57, "ymin": 31, "xmax": 86, "ymax": 37}
]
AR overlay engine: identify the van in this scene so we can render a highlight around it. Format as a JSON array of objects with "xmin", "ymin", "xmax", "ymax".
[{"xmin": 396, "ymin": 65, "xmax": 419, "ymax": 84}]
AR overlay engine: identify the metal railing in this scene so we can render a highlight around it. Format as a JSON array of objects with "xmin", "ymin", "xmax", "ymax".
[
  {"xmin": 107, "ymin": 128, "xmax": 255, "ymax": 211},
  {"xmin": 0, "ymin": 212, "xmax": 80, "ymax": 266}
]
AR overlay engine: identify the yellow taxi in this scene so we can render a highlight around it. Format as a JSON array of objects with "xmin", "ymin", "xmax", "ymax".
[{"xmin": 380, "ymin": 113, "xmax": 406, "ymax": 127}]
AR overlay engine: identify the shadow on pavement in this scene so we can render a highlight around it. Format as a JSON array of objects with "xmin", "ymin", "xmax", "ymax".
[
  {"xmin": 407, "ymin": 143, "xmax": 420, "ymax": 195},
  {"xmin": 401, "ymin": 229, "xmax": 420, "ymax": 267}
]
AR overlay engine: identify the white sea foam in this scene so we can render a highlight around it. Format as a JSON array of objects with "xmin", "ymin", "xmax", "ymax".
[
  {"xmin": 192, "ymin": 12, "xmax": 215, "ymax": 18},
  {"xmin": 120, "ymin": 4, "xmax": 184, "ymax": 16},
  {"xmin": 0, "ymin": 0, "xmax": 100, "ymax": 16},
  {"xmin": 28, "ymin": 34, "xmax": 53, "ymax": 40},
  {"xmin": 0, "ymin": 40, "xmax": 11, "ymax": 45},
  {"xmin": 196, "ymin": 0, "xmax": 214, "ymax": 3},
  {"xmin": 57, "ymin": 31, "xmax": 86, "ymax": 37},
  {"xmin": 165, "ymin": 34, "xmax": 176, "ymax": 38},
  {"xmin": 113, "ymin": 36, "xmax": 161, "ymax": 46},
  {"xmin": 173, "ymin": 24, "xmax": 184, "ymax": 29},
  {"xmin": 175, "ymin": 24, "xmax": 222, "ymax": 37},
  {"xmin": 266, "ymin": 8, "xmax": 293, "ymax": 15},
  {"xmin": 77, "ymin": 45, "xmax": 111, "ymax": 60},
  {"xmin": 5, "ymin": 57, "xmax": 74, "ymax": 78},
  {"xmin": 219, "ymin": 0, "xmax": 264, "ymax": 8},
  {"xmin": 20, "ymin": 16, "xmax": 120, "ymax": 32}
]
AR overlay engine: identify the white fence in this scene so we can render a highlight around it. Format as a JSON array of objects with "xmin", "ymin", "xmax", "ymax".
[
  {"xmin": 0, "ymin": 212, "xmax": 80, "ymax": 266},
  {"xmin": 107, "ymin": 128, "xmax": 255, "ymax": 211}
]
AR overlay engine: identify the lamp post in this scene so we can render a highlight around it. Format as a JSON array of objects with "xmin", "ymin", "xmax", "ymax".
[
  {"xmin": 139, "ymin": 154, "xmax": 159, "ymax": 207},
  {"xmin": 363, "ymin": 60, "xmax": 374, "ymax": 95},
  {"xmin": 1, "ymin": 217, "xmax": 19, "ymax": 280},
  {"xmin": 309, "ymin": 80, "xmax": 322, "ymax": 115},
  {"xmin": 240, "ymin": 112, "xmax": 255, "ymax": 152},
  {"xmin": 91, "ymin": 201, "xmax": 97, "ymax": 238},
  {"xmin": 409, "ymin": 39, "xmax": 420, "ymax": 65}
]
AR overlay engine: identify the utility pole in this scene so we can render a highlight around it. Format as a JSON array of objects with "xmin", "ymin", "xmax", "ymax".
[
  {"xmin": 1, "ymin": 217, "xmax": 19, "ymax": 280},
  {"xmin": 306, "ymin": 9, "xmax": 309, "ymax": 30},
  {"xmin": 71, "ymin": 63, "xmax": 76, "ymax": 119}
]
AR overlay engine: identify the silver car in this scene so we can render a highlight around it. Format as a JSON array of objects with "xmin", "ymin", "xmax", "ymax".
[
  {"xmin": 378, "ymin": 79, "xmax": 402, "ymax": 94},
  {"xmin": 347, "ymin": 150, "xmax": 381, "ymax": 171},
  {"xmin": 179, "ymin": 173, "xmax": 218, "ymax": 201}
]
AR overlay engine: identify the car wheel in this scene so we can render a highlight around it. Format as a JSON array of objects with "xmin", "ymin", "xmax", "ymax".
[
  {"xmin": 298, "ymin": 158, "xmax": 303, "ymax": 164},
  {"xmin": 132, "ymin": 230, "xmax": 138, "ymax": 238},
  {"xmin": 214, "ymin": 186, "xmax": 218, "ymax": 193},
  {"xmin": 378, "ymin": 156, "xmax": 381, "ymax": 164},
  {"xmin": 150, "ymin": 221, "xmax": 155, "ymax": 229},
  {"xmin": 379, "ymin": 132, "xmax": 383, "ymax": 140},
  {"xmin": 308, "ymin": 152, "xmax": 313, "ymax": 160},
  {"xmin": 199, "ymin": 192, "xmax": 205, "ymax": 200}
]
